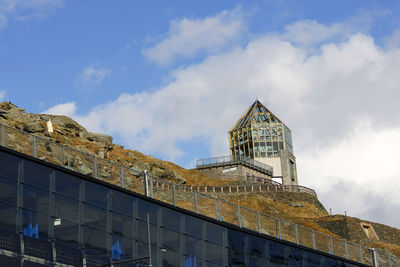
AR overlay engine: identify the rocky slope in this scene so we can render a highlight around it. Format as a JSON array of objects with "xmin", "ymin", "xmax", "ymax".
[{"xmin": 1, "ymin": 101, "xmax": 399, "ymax": 258}]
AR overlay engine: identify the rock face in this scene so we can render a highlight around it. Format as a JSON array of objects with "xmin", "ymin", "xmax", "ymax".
[
  {"xmin": 86, "ymin": 132, "xmax": 113, "ymax": 148},
  {"xmin": 0, "ymin": 101, "xmax": 187, "ymax": 184}
]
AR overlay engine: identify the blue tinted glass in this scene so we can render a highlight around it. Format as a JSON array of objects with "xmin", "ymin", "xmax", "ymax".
[
  {"xmin": 84, "ymin": 204, "xmax": 107, "ymax": 231},
  {"xmin": 54, "ymin": 195, "xmax": 79, "ymax": 223},
  {"xmin": 206, "ymin": 241, "xmax": 223, "ymax": 264},
  {"xmin": 0, "ymin": 151, "xmax": 20, "ymax": 180},
  {"xmin": 84, "ymin": 227, "xmax": 106, "ymax": 252},
  {"xmin": 185, "ymin": 215, "xmax": 203, "ymax": 239},
  {"xmin": 137, "ymin": 199, "xmax": 158, "ymax": 223},
  {"xmin": 54, "ymin": 219, "xmax": 79, "ymax": 244},
  {"xmin": 0, "ymin": 202, "xmax": 16, "ymax": 231},
  {"xmin": 162, "ymin": 207, "xmax": 182, "ymax": 231},
  {"xmin": 185, "ymin": 235, "xmax": 202, "ymax": 258},
  {"xmin": 0, "ymin": 177, "xmax": 17, "ymax": 205},
  {"xmin": 207, "ymin": 223, "xmax": 224, "ymax": 245},
  {"xmin": 228, "ymin": 229, "xmax": 245, "ymax": 250},
  {"xmin": 23, "ymin": 185, "xmax": 49, "ymax": 213},
  {"xmin": 112, "ymin": 190, "xmax": 133, "ymax": 216},
  {"xmin": 55, "ymin": 171, "xmax": 81, "ymax": 200},
  {"xmin": 228, "ymin": 248, "xmax": 244, "ymax": 265},
  {"xmin": 24, "ymin": 160, "xmax": 51, "ymax": 189},
  {"xmin": 162, "ymin": 227, "xmax": 180, "ymax": 252},
  {"xmin": 85, "ymin": 181, "xmax": 109, "ymax": 207},
  {"xmin": 269, "ymin": 241, "xmax": 285, "ymax": 265}
]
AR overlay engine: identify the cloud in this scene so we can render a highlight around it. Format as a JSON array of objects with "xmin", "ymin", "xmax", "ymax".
[
  {"xmin": 43, "ymin": 102, "xmax": 76, "ymax": 117},
  {"xmin": 50, "ymin": 17, "xmax": 400, "ymax": 228},
  {"xmin": 282, "ymin": 9, "xmax": 389, "ymax": 46},
  {"xmin": 0, "ymin": 90, "xmax": 6, "ymax": 101},
  {"xmin": 77, "ymin": 66, "xmax": 111, "ymax": 86},
  {"xmin": 0, "ymin": 0, "xmax": 64, "ymax": 30},
  {"xmin": 143, "ymin": 8, "xmax": 245, "ymax": 65},
  {"xmin": 298, "ymin": 122, "xmax": 400, "ymax": 227}
]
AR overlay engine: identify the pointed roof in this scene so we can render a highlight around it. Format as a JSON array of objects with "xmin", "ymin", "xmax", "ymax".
[{"xmin": 230, "ymin": 100, "xmax": 282, "ymax": 131}]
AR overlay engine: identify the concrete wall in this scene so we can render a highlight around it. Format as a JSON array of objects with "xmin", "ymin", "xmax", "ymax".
[
  {"xmin": 198, "ymin": 164, "xmax": 271, "ymax": 180},
  {"xmin": 256, "ymin": 152, "xmax": 298, "ymax": 186},
  {"xmin": 254, "ymin": 157, "xmax": 282, "ymax": 177}
]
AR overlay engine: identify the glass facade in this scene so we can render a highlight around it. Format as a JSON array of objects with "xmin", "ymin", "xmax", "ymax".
[
  {"xmin": 229, "ymin": 100, "xmax": 294, "ymax": 159},
  {"xmin": 0, "ymin": 149, "xmax": 367, "ymax": 267}
]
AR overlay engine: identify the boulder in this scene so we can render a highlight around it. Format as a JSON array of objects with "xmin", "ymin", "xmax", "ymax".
[
  {"xmin": 23, "ymin": 121, "xmax": 46, "ymax": 133},
  {"xmin": 86, "ymin": 132, "xmax": 113, "ymax": 147}
]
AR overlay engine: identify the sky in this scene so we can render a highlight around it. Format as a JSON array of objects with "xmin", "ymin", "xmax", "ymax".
[{"xmin": 1, "ymin": 0, "xmax": 400, "ymax": 228}]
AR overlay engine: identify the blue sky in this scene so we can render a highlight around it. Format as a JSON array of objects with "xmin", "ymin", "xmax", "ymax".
[{"xmin": 2, "ymin": 0, "xmax": 400, "ymax": 228}]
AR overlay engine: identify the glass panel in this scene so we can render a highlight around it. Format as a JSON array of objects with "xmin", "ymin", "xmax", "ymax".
[
  {"xmin": 162, "ymin": 207, "xmax": 181, "ymax": 232},
  {"xmin": 0, "ymin": 151, "xmax": 20, "ymax": 180},
  {"xmin": 112, "ymin": 212, "xmax": 132, "ymax": 239},
  {"xmin": 55, "ymin": 171, "xmax": 81, "ymax": 200},
  {"xmin": 163, "ymin": 248, "xmax": 181, "ymax": 266},
  {"xmin": 0, "ymin": 202, "xmax": 16, "ymax": 231},
  {"xmin": 268, "ymin": 241, "xmax": 285, "ymax": 265},
  {"xmin": 5, "ymin": 127, "xmax": 33, "ymax": 155},
  {"xmin": 197, "ymin": 193, "xmax": 216, "ymax": 219},
  {"xmin": 23, "ymin": 185, "xmax": 49, "ymax": 213},
  {"xmin": 124, "ymin": 167, "xmax": 144, "ymax": 195},
  {"xmin": 137, "ymin": 198, "xmax": 159, "ymax": 223},
  {"xmin": 185, "ymin": 235, "xmax": 202, "ymax": 258},
  {"xmin": 297, "ymin": 225, "xmax": 314, "ymax": 248},
  {"xmin": 185, "ymin": 215, "xmax": 204, "ymax": 239},
  {"xmin": 347, "ymin": 242, "xmax": 362, "ymax": 262},
  {"xmin": 84, "ymin": 227, "xmax": 106, "ymax": 252},
  {"xmin": 162, "ymin": 227, "xmax": 180, "ymax": 252},
  {"xmin": 136, "ymin": 220, "xmax": 158, "ymax": 246},
  {"xmin": 54, "ymin": 195, "xmax": 79, "ymax": 223},
  {"xmin": 219, "ymin": 200, "xmax": 238, "ymax": 226},
  {"xmin": 84, "ymin": 204, "xmax": 107, "ymax": 231},
  {"xmin": 259, "ymin": 213, "xmax": 278, "ymax": 237},
  {"xmin": 85, "ymin": 181, "xmax": 109, "ymax": 207},
  {"xmin": 228, "ymin": 248, "xmax": 244, "ymax": 266},
  {"xmin": 206, "ymin": 242, "xmax": 223, "ymax": 265},
  {"xmin": 175, "ymin": 187, "xmax": 196, "ymax": 214},
  {"xmin": 54, "ymin": 219, "xmax": 79, "ymax": 245},
  {"xmin": 240, "ymin": 207, "xmax": 258, "ymax": 232},
  {"xmin": 152, "ymin": 179, "xmax": 173, "ymax": 205},
  {"xmin": 248, "ymin": 236, "xmax": 265, "ymax": 257},
  {"xmin": 227, "ymin": 229, "xmax": 244, "ymax": 251},
  {"xmin": 313, "ymin": 231, "xmax": 330, "ymax": 254},
  {"xmin": 69, "ymin": 148, "xmax": 94, "ymax": 177},
  {"xmin": 35, "ymin": 137, "xmax": 63, "ymax": 167},
  {"xmin": 112, "ymin": 190, "xmax": 133, "ymax": 217},
  {"xmin": 96, "ymin": 158, "xmax": 114, "ymax": 183},
  {"xmin": 331, "ymin": 237, "xmax": 346, "ymax": 259},
  {"xmin": 22, "ymin": 209, "xmax": 49, "ymax": 240},
  {"xmin": 207, "ymin": 223, "xmax": 224, "ymax": 246},
  {"xmin": 0, "ymin": 177, "xmax": 17, "ymax": 205},
  {"xmin": 24, "ymin": 160, "xmax": 51, "ymax": 189},
  {"xmin": 280, "ymin": 220, "xmax": 296, "ymax": 243},
  {"xmin": 286, "ymin": 246, "xmax": 303, "ymax": 266}
]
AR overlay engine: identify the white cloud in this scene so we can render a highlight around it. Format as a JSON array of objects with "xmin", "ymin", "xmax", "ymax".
[
  {"xmin": 143, "ymin": 8, "xmax": 245, "ymax": 65},
  {"xmin": 0, "ymin": 0, "xmax": 64, "ymax": 30},
  {"xmin": 0, "ymin": 90, "xmax": 6, "ymax": 101},
  {"xmin": 43, "ymin": 102, "xmax": 76, "ymax": 117},
  {"xmin": 50, "ymin": 18, "xmax": 400, "ymax": 228},
  {"xmin": 77, "ymin": 66, "xmax": 111, "ymax": 85}
]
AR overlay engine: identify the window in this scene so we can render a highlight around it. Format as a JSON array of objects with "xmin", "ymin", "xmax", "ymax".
[{"xmin": 289, "ymin": 160, "xmax": 295, "ymax": 181}]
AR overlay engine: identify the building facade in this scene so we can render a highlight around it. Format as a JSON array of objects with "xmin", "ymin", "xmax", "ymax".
[
  {"xmin": 0, "ymin": 147, "xmax": 368, "ymax": 267},
  {"xmin": 229, "ymin": 100, "xmax": 298, "ymax": 186}
]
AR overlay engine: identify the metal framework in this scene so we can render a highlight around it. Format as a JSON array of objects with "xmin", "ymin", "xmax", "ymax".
[{"xmin": 229, "ymin": 100, "xmax": 293, "ymax": 159}]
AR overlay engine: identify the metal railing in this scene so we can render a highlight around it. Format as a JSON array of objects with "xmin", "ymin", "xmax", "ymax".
[
  {"xmin": 196, "ymin": 155, "xmax": 273, "ymax": 175},
  {"xmin": 0, "ymin": 122, "xmax": 398, "ymax": 266}
]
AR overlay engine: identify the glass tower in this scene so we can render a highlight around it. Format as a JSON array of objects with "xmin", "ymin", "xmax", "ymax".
[{"xmin": 229, "ymin": 100, "xmax": 293, "ymax": 159}]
